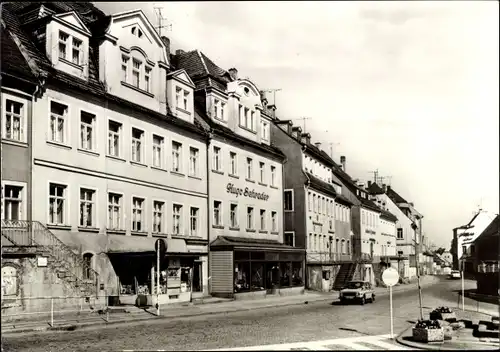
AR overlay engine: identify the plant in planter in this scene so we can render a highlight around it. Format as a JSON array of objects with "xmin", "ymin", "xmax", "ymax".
[
  {"xmin": 412, "ymin": 320, "xmax": 445, "ymax": 343},
  {"xmin": 430, "ymin": 306, "xmax": 456, "ymax": 322}
]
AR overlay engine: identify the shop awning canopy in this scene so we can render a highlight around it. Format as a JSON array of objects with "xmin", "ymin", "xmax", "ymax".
[
  {"xmin": 106, "ymin": 235, "xmax": 188, "ymax": 254},
  {"xmin": 210, "ymin": 236, "xmax": 305, "ymax": 252}
]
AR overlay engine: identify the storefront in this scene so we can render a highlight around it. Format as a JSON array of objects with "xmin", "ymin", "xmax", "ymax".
[
  {"xmin": 209, "ymin": 236, "xmax": 305, "ymax": 299},
  {"xmin": 106, "ymin": 235, "xmax": 208, "ymax": 306}
]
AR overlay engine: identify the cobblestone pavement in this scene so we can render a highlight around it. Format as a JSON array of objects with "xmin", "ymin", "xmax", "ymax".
[{"xmin": 1, "ymin": 278, "xmax": 491, "ymax": 352}]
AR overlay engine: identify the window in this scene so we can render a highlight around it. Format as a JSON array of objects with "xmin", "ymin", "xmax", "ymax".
[
  {"xmin": 247, "ymin": 207, "xmax": 254, "ymax": 229},
  {"xmin": 230, "ymin": 152, "xmax": 237, "ymax": 175},
  {"xmin": 58, "ymin": 31, "xmax": 68, "ymax": 59},
  {"xmin": 213, "ymin": 201, "xmax": 222, "ymax": 226},
  {"xmin": 48, "ymin": 183, "xmax": 66, "ymax": 225},
  {"xmin": 259, "ymin": 162, "xmax": 265, "ymax": 183},
  {"xmin": 347, "ymin": 240, "xmax": 350, "ymax": 255},
  {"xmin": 132, "ymin": 59, "xmax": 141, "ymax": 88},
  {"xmin": 221, "ymin": 102, "xmax": 225, "ymax": 120},
  {"xmin": 1, "ymin": 266, "xmax": 18, "ymax": 297},
  {"xmin": 250, "ymin": 112, "xmax": 255, "ymax": 131},
  {"xmin": 121, "ymin": 56, "xmax": 129, "ymax": 82},
  {"xmin": 271, "ymin": 211, "xmax": 277, "ymax": 232},
  {"xmin": 145, "ymin": 67, "xmax": 151, "ymax": 93},
  {"xmin": 261, "ymin": 120, "xmax": 269, "ymax": 140},
  {"xmin": 172, "ymin": 141, "xmax": 182, "ymax": 172},
  {"xmin": 285, "ymin": 232, "xmax": 294, "ymax": 247},
  {"xmin": 108, "ymin": 193, "xmax": 122, "ymax": 230},
  {"xmin": 131, "ymin": 128, "xmax": 144, "ymax": 163},
  {"xmin": 397, "ymin": 228, "xmax": 403, "ymax": 239},
  {"xmin": 189, "ymin": 147, "xmax": 199, "ymax": 176},
  {"xmin": 79, "ymin": 188, "xmax": 95, "ymax": 227},
  {"xmin": 183, "ymin": 90, "xmax": 189, "ymax": 110},
  {"xmin": 246, "ymin": 158, "xmax": 253, "ymax": 179},
  {"xmin": 4, "ymin": 100, "xmax": 23, "ymax": 141},
  {"xmin": 83, "ymin": 253, "xmax": 93, "ymax": 280},
  {"xmin": 50, "ymin": 101, "xmax": 67, "ymax": 144},
  {"xmin": 3, "ymin": 185, "xmax": 22, "ymax": 220},
  {"xmin": 284, "ymin": 190, "xmax": 293, "ymax": 211},
  {"xmin": 108, "ymin": 120, "xmax": 121, "ymax": 157},
  {"xmin": 72, "ymin": 38, "xmax": 82, "ymax": 65},
  {"xmin": 341, "ymin": 240, "xmax": 346, "ymax": 254},
  {"xmin": 213, "ymin": 146, "xmax": 222, "ymax": 171},
  {"xmin": 230, "ymin": 204, "xmax": 238, "ymax": 227},
  {"xmin": 238, "ymin": 105, "xmax": 243, "ymax": 125},
  {"xmin": 313, "ymin": 195, "xmax": 317, "ymax": 213},
  {"xmin": 153, "ymin": 201, "xmax": 164, "ymax": 233},
  {"xmin": 80, "ymin": 111, "xmax": 95, "ymax": 151},
  {"xmin": 214, "ymin": 99, "xmax": 219, "ymax": 119},
  {"xmin": 132, "ymin": 197, "xmax": 144, "ymax": 232},
  {"xmin": 462, "ymin": 245, "xmax": 467, "ymax": 254},
  {"xmin": 244, "ymin": 108, "xmax": 249, "ymax": 128},
  {"xmin": 260, "ymin": 209, "xmax": 266, "ymax": 230},
  {"xmin": 176, "ymin": 87, "xmax": 181, "ymax": 108},
  {"xmin": 190, "ymin": 207, "xmax": 199, "ymax": 236},
  {"xmin": 271, "ymin": 166, "xmax": 276, "ymax": 186},
  {"xmin": 172, "ymin": 204, "xmax": 183, "ymax": 235},
  {"xmin": 152, "ymin": 135, "xmax": 163, "ymax": 168}
]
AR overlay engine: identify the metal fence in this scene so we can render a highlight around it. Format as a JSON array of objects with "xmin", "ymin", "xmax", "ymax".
[{"xmin": 456, "ymin": 290, "xmax": 500, "ymax": 317}]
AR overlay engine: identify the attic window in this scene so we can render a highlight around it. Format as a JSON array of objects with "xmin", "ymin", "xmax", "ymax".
[
  {"xmin": 58, "ymin": 31, "xmax": 69, "ymax": 60},
  {"xmin": 244, "ymin": 87, "xmax": 250, "ymax": 96},
  {"xmin": 131, "ymin": 26, "xmax": 143, "ymax": 38}
]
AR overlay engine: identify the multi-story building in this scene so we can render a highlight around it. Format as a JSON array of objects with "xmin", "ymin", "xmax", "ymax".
[
  {"xmin": 173, "ymin": 52, "xmax": 304, "ymax": 299},
  {"xmin": 1, "ymin": 3, "xmax": 210, "ymax": 309},
  {"xmin": 271, "ymin": 121, "xmax": 353, "ymax": 292}
]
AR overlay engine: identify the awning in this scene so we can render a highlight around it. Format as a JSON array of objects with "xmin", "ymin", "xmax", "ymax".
[
  {"xmin": 210, "ymin": 236, "xmax": 305, "ymax": 253},
  {"xmin": 106, "ymin": 235, "xmax": 188, "ymax": 254}
]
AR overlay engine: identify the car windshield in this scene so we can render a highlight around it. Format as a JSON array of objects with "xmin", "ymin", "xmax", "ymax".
[{"xmin": 345, "ymin": 282, "xmax": 363, "ymax": 289}]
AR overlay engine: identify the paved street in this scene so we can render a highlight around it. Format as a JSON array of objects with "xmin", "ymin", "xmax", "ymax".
[{"xmin": 1, "ymin": 278, "xmax": 489, "ymax": 351}]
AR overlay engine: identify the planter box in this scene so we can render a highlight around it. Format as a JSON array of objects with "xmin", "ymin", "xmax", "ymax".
[
  {"xmin": 412, "ymin": 327, "xmax": 444, "ymax": 343},
  {"xmin": 430, "ymin": 311, "xmax": 456, "ymax": 322}
]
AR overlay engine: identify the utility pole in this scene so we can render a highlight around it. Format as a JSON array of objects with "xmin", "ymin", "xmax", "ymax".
[
  {"xmin": 263, "ymin": 88, "xmax": 282, "ymax": 107},
  {"xmin": 412, "ymin": 224, "xmax": 424, "ymax": 320},
  {"xmin": 154, "ymin": 7, "xmax": 172, "ymax": 37},
  {"xmin": 328, "ymin": 142, "xmax": 340, "ymax": 159},
  {"xmin": 379, "ymin": 175, "xmax": 393, "ymax": 186},
  {"xmin": 368, "ymin": 169, "xmax": 379, "ymax": 184},
  {"xmin": 291, "ymin": 117, "xmax": 312, "ymax": 133}
]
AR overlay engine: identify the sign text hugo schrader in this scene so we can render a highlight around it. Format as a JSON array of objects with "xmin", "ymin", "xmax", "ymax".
[{"xmin": 226, "ymin": 183, "xmax": 270, "ymax": 201}]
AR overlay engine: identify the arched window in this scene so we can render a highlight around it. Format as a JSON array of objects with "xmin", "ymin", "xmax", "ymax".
[
  {"xmin": 83, "ymin": 253, "xmax": 93, "ymax": 280},
  {"xmin": 1, "ymin": 265, "xmax": 18, "ymax": 297}
]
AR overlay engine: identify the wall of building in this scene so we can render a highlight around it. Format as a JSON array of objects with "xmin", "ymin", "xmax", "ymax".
[
  {"xmin": 379, "ymin": 218, "xmax": 397, "ymax": 257},
  {"xmin": 306, "ymin": 188, "xmax": 337, "ymax": 254}
]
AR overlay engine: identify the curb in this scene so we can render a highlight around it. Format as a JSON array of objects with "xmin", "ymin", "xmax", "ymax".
[{"xmin": 2, "ymin": 277, "xmax": 441, "ymax": 336}]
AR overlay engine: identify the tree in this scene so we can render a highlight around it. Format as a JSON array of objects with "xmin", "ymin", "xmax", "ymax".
[{"xmin": 435, "ymin": 247, "xmax": 446, "ymax": 255}]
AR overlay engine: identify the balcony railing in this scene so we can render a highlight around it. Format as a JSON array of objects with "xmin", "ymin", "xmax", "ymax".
[{"xmin": 306, "ymin": 251, "xmax": 353, "ymax": 263}]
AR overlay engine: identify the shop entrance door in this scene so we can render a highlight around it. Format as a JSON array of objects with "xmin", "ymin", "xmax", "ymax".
[
  {"xmin": 266, "ymin": 262, "xmax": 280, "ymax": 294},
  {"xmin": 192, "ymin": 260, "xmax": 203, "ymax": 298}
]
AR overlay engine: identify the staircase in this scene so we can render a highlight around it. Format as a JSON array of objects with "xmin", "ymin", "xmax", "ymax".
[
  {"xmin": 1, "ymin": 220, "xmax": 98, "ymax": 296},
  {"xmin": 333, "ymin": 262, "xmax": 356, "ymax": 290}
]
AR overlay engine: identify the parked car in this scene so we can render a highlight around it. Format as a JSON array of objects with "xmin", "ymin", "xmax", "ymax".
[
  {"xmin": 339, "ymin": 281, "xmax": 375, "ymax": 305},
  {"xmin": 449, "ymin": 270, "xmax": 461, "ymax": 279}
]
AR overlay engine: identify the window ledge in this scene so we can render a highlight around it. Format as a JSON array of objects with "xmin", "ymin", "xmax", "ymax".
[
  {"xmin": 213, "ymin": 116, "xmax": 226, "ymax": 123},
  {"xmin": 131, "ymin": 160, "xmax": 147, "ymax": 168},
  {"xmin": 212, "ymin": 169, "xmax": 224, "ymax": 175},
  {"xmin": 238, "ymin": 124, "xmax": 257, "ymax": 135},
  {"xmin": 270, "ymin": 185, "xmax": 279, "ymax": 190},
  {"xmin": 259, "ymin": 230, "xmax": 268, "ymax": 234},
  {"xmin": 229, "ymin": 227, "xmax": 240, "ymax": 231},
  {"xmin": 78, "ymin": 226, "xmax": 100, "ymax": 233},
  {"xmin": 229, "ymin": 174, "xmax": 239, "ymax": 179},
  {"xmin": 171, "ymin": 170, "xmax": 185, "ymax": 177},
  {"xmin": 2, "ymin": 139, "xmax": 28, "ymax": 148},
  {"xmin": 246, "ymin": 229, "xmax": 256, "ymax": 233},
  {"xmin": 47, "ymin": 224, "xmax": 71, "ymax": 231},
  {"xmin": 175, "ymin": 107, "xmax": 192, "ymax": 115},
  {"xmin": 151, "ymin": 165, "xmax": 167, "ymax": 172},
  {"xmin": 106, "ymin": 154, "xmax": 126, "ymax": 163},
  {"xmin": 60, "ymin": 58, "xmax": 84, "ymax": 71},
  {"xmin": 271, "ymin": 231, "xmax": 279, "ymax": 235},
  {"xmin": 47, "ymin": 140, "xmax": 72, "ymax": 150},
  {"xmin": 212, "ymin": 225, "xmax": 225, "ymax": 229},
  {"xmin": 188, "ymin": 175, "xmax": 202, "ymax": 180},
  {"xmin": 131, "ymin": 231, "xmax": 148, "ymax": 236},
  {"xmin": 258, "ymin": 182, "xmax": 267, "ymax": 187},
  {"xmin": 121, "ymin": 81, "xmax": 155, "ymax": 98},
  {"xmin": 152, "ymin": 233, "xmax": 168, "ymax": 238},
  {"xmin": 106, "ymin": 229, "xmax": 126, "ymax": 235},
  {"xmin": 245, "ymin": 178, "xmax": 255, "ymax": 183},
  {"xmin": 77, "ymin": 148, "xmax": 99, "ymax": 157}
]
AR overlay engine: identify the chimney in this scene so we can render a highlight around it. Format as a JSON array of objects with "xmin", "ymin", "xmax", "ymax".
[
  {"xmin": 267, "ymin": 104, "xmax": 276, "ymax": 118},
  {"xmin": 228, "ymin": 68, "xmax": 238, "ymax": 81},
  {"xmin": 176, "ymin": 49, "xmax": 185, "ymax": 55},
  {"xmin": 409, "ymin": 202, "xmax": 414, "ymax": 207},
  {"xmin": 314, "ymin": 142, "xmax": 322, "ymax": 149},
  {"xmin": 340, "ymin": 156, "xmax": 346, "ymax": 171},
  {"xmin": 259, "ymin": 90, "xmax": 268, "ymax": 109},
  {"xmin": 387, "ymin": 185, "xmax": 391, "ymax": 191},
  {"xmin": 300, "ymin": 133, "xmax": 311, "ymax": 145},
  {"xmin": 382, "ymin": 183, "xmax": 387, "ymax": 192},
  {"xmin": 367, "ymin": 180, "xmax": 372, "ymax": 188},
  {"xmin": 291, "ymin": 126, "xmax": 302, "ymax": 140},
  {"xmin": 161, "ymin": 36, "xmax": 170, "ymax": 56}
]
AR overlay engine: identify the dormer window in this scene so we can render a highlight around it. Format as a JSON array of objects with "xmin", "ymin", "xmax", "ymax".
[
  {"xmin": 132, "ymin": 59, "xmax": 141, "ymax": 88},
  {"xmin": 72, "ymin": 38, "xmax": 82, "ymax": 65},
  {"xmin": 183, "ymin": 91, "xmax": 189, "ymax": 110},
  {"xmin": 58, "ymin": 32, "xmax": 69, "ymax": 60},
  {"xmin": 261, "ymin": 120, "xmax": 269, "ymax": 141},
  {"xmin": 214, "ymin": 99, "xmax": 226, "ymax": 121}
]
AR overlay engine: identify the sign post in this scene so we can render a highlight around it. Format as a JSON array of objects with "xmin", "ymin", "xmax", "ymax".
[
  {"xmin": 461, "ymin": 260, "xmax": 465, "ymax": 311},
  {"xmin": 155, "ymin": 239, "xmax": 167, "ymax": 317},
  {"xmin": 382, "ymin": 267, "xmax": 400, "ymax": 339}
]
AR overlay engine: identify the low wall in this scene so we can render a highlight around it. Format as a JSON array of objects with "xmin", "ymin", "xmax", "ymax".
[
  {"xmin": 278, "ymin": 286, "xmax": 304, "ymax": 296},
  {"xmin": 234, "ymin": 290, "xmax": 266, "ymax": 300}
]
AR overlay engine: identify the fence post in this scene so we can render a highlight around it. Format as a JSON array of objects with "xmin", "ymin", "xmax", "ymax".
[{"xmin": 50, "ymin": 298, "xmax": 54, "ymax": 327}]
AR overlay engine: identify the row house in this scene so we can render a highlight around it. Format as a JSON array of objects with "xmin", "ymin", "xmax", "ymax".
[
  {"xmin": 271, "ymin": 121, "xmax": 353, "ymax": 292},
  {"xmin": 172, "ymin": 51, "xmax": 304, "ymax": 299},
  {"xmin": 1, "ymin": 2, "xmax": 210, "ymax": 310}
]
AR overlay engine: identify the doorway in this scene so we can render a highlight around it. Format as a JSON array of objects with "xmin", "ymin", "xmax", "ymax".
[
  {"xmin": 266, "ymin": 262, "xmax": 280, "ymax": 294},
  {"xmin": 192, "ymin": 260, "xmax": 203, "ymax": 297}
]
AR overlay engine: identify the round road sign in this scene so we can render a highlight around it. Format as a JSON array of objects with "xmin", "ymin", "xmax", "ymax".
[{"xmin": 382, "ymin": 267, "xmax": 399, "ymax": 287}]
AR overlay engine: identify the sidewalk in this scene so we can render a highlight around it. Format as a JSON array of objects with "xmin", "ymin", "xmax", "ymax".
[
  {"xmin": 2, "ymin": 275, "xmax": 440, "ymax": 335},
  {"xmin": 396, "ymin": 308, "xmax": 499, "ymax": 350}
]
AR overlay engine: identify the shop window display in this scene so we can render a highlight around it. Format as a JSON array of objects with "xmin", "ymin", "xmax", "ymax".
[
  {"xmin": 251, "ymin": 263, "xmax": 264, "ymax": 290},
  {"xmin": 280, "ymin": 262, "xmax": 292, "ymax": 287},
  {"xmin": 234, "ymin": 262, "xmax": 250, "ymax": 292},
  {"xmin": 292, "ymin": 262, "xmax": 304, "ymax": 286}
]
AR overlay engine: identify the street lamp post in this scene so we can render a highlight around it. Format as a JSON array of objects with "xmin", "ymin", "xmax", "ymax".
[{"xmin": 412, "ymin": 223, "xmax": 424, "ymax": 321}]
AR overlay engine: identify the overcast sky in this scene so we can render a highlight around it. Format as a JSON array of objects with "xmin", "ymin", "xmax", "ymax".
[{"xmin": 96, "ymin": 1, "xmax": 499, "ymax": 249}]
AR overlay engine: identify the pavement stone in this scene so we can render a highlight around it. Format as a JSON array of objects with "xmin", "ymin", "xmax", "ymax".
[{"xmin": 1, "ymin": 275, "xmax": 440, "ymax": 335}]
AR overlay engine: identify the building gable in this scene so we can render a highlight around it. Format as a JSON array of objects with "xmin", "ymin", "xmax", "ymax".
[
  {"xmin": 168, "ymin": 69, "xmax": 196, "ymax": 89},
  {"xmin": 54, "ymin": 11, "xmax": 91, "ymax": 36}
]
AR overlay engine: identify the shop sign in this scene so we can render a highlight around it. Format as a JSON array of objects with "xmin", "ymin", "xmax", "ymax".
[{"xmin": 226, "ymin": 183, "xmax": 270, "ymax": 201}]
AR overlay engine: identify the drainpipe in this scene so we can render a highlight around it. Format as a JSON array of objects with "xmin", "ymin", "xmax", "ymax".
[
  {"xmin": 278, "ymin": 152, "xmax": 288, "ymax": 296},
  {"xmin": 206, "ymin": 130, "xmax": 212, "ymax": 297},
  {"xmin": 303, "ymin": 155, "xmax": 311, "ymax": 289}
]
